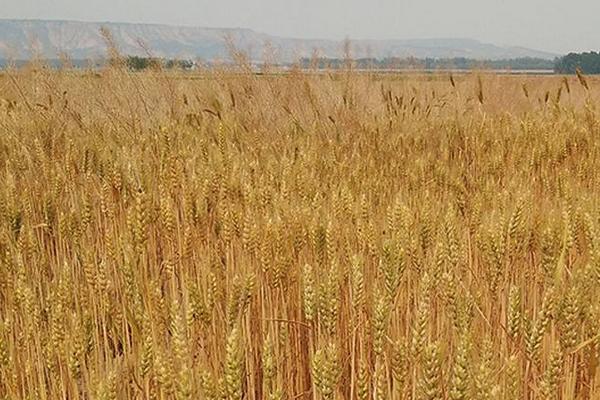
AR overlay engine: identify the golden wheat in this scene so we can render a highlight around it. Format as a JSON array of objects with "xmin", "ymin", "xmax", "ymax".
[{"xmin": 0, "ymin": 62, "xmax": 599, "ymax": 399}]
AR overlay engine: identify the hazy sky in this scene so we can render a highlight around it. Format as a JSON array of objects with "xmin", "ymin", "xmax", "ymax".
[{"xmin": 3, "ymin": 0, "xmax": 599, "ymax": 54}]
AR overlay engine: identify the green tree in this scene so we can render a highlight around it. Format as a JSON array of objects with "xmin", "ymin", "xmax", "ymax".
[{"xmin": 555, "ymin": 52, "xmax": 600, "ymax": 74}]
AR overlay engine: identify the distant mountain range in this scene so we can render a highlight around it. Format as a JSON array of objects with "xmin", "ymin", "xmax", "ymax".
[{"xmin": 0, "ymin": 19, "xmax": 559, "ymax": 62}]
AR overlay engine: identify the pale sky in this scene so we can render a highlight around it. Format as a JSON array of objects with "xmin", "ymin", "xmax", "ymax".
[{"xmin": 3, "ymin": 0, "xmax": 599, "ymax": 54}]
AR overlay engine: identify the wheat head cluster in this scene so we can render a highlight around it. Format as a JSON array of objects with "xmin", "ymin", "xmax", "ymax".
[{"xmin": 0, "ymin": 62, "xmax": 600, "ymax": 400}]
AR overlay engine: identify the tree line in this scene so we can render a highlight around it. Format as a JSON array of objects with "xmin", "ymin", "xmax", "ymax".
[
  {"xmin": 125, "ymin": 56, "xmax": 196, "ymax": 71},
  {"xmin": 4, "ymin": 53, "xmax": 600, "ymax": 74},
  {"xmin": 298, "ymin": 57, "xmax": 555, "ymax": 71},
  {"xmin": 121, "ymin": 56, "xmax": 557, "ymax": 72},
  {"xmin": 554, "ymin": 52, "xmax": 600, "ymax": 74}
]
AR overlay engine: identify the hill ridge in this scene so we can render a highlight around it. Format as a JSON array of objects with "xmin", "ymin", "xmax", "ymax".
[{"xmin": 0, "ymin": 18, "xmax": 559, "ymax": 62}]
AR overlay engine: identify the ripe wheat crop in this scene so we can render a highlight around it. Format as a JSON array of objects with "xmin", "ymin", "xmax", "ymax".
[{"xmin": 0, "ymin": 62, "xmax": 600, "ymax": 399}]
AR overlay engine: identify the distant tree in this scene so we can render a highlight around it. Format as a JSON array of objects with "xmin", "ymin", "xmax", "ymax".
[
  {"xmin": 555, "ymin": 52, "xmax": 600, "ymax": 74},
  {"xmin": 126, "ymin": 56, "xmax": 157, "ymax": 71},
  {"xmin": 125, "ymin": 56, "xmax": 194, "ymax": 71},
  {"xmin": 164, "ymin": 59, "xmax": 195, "ymax": 70}
]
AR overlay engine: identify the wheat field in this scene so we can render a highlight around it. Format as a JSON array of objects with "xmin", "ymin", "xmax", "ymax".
[{"xmin": 1, "ymin": 63, "xmax": 600, "ymax": 399}]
